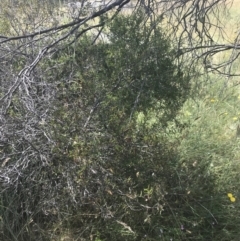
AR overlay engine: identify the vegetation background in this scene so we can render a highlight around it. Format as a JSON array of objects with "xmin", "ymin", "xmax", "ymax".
[{"xmin": 0, "ymin": 0, "xmax": 240, "ymax": 240}]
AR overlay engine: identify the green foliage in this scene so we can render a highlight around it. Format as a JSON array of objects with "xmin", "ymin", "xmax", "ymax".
[
  {"xmin": 46, "ymin": 10, "xmax": 190, "ymax": 240},
  {"xmin": 161, "ymin": 74, "xmax": 240, "ymax": 240}
]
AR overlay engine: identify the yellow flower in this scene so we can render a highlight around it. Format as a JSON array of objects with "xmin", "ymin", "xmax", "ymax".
[
  {"xmin": 227, "ymin": 193, "xmax": 233, "ymax": 198},
  {"xmin": 210, "ymin": 99, "xmax": 216, "ymax": 103},
  {"xmin": 227, "ymin": 193, "xmax": 236, "ymax": 202},
  {"xmin": 233, "ymin": 117, "xmax": 238, "ymax": 121}
]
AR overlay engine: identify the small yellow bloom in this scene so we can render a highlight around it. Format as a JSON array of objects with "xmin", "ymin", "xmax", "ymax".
[
  {"xmin": 238, "ymin": 95, "xmax": 240, "ymax": 100},
  {"xmin": 233, "ymin": 117, "xmax": 238, "ymax": 121},
  {"xmin": 227, "ymin": 193, "xmax": 233, "ymax": 198},
  {"xmin": 227, "ymin": 193, "xmax": 236, "ymax": 202},
  {"xmin": 210, "ymin": 99, "xmax": 216, "ymax": 103}
]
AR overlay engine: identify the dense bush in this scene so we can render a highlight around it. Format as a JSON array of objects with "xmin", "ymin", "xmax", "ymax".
[{"xmin": 48, "ymin": 11, "xmax": 190, "ymax": 240}]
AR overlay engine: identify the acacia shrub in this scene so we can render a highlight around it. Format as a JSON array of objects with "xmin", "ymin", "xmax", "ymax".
[{"xmin": 48, "ymin": 11, "xmax": 191, "ymax": 240}]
